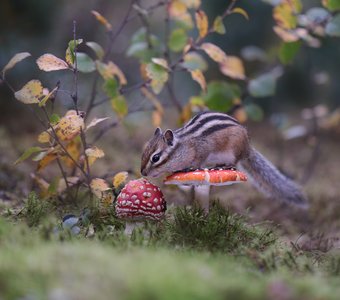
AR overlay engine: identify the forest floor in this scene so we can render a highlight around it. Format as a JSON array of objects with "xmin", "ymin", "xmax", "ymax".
[{"xmin": 0, "ymin": 119, "xmax": 339, "ymax": 300}]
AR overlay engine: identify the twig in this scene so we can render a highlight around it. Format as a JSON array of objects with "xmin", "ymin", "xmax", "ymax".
[
  {"xmin": 72, "ymin": 20, "xmax": 79, "ymax": 114},
  {"xmin": 91, "ymin": 120, "xmax": 119, "ymax": 144}
]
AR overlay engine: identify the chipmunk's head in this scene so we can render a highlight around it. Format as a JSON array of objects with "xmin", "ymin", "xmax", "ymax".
[{"xmin": 141, "ymin": 127, "xmax": 176, "ymax": 177}]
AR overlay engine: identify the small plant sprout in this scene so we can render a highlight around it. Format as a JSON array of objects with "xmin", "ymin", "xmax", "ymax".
[
  {"xmin": 164, "ymin": 168, "xmax": 247, "ymax": 213},
  {"xmin": 115, "ymin": 178, "xmax": 166, "ymax": 235}
]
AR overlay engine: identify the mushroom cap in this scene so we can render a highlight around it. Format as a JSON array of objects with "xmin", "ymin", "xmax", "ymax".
[
  {"xmin": 116, "ymin": 178, "xmax": 166, "ymax": 221},
  {"xmin": 164, "ymin": 168, "xmax": 247, "ymax": 186}
]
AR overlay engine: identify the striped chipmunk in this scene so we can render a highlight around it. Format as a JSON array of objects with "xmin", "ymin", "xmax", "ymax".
[{"xmin": 141, "ymin": 111, "xmax": 308, "ymax": 207}]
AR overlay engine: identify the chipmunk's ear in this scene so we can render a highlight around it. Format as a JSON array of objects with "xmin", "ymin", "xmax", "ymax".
[
  {"xmin": 154, "ymin": 127, "xmax": 162, "ymax": 136},
  {"xmin": 164, "ymin": 129, "xmax": 174, "ymax": 146}
]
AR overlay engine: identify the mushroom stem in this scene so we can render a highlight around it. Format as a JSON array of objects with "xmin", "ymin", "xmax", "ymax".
[
  {"xmin": 194, "ymin": 185, "xmax": 211, "ymax": 214},
  {"xmin": 124, "ymin": 221, "xmax": 143, "ymax": 236}
]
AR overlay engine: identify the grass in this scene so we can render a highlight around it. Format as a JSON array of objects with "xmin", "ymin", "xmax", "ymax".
[{"xmin": 1, "ymin": 194, "xmax": 340, "ymax": 300}]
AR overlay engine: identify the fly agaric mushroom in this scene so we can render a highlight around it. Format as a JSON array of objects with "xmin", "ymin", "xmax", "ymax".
[
  {"xmin": 164, "ymin": 168, "xmax": 247, "ymax": 213},
  {"xmin": 116, "ymin": 178, "xmax": 166, "ymax": 235}
]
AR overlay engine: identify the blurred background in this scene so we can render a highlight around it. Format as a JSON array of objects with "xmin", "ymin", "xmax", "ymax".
[{"xmin": 0, "ymin": 0, "xmax": 339, "ymax": 232}]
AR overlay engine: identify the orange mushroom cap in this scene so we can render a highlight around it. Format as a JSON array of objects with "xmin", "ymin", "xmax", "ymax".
[{"xmin": 164, "ymin": 168, "xmax": 247, "ymax": 186}]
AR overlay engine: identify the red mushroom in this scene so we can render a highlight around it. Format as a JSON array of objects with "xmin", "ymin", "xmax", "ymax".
[
  {"xmin": 164, "ymin": 168, "xmax": 247, "ymax": 213},
  {"xmin": 116, "ymin": 178, "xmax": 166, "ymax": 234}
]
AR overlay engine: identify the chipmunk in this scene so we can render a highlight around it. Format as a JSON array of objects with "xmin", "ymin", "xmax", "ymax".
[{"xmin": 141, "ymin": 111, "xmax": 308, "ymax": 207}]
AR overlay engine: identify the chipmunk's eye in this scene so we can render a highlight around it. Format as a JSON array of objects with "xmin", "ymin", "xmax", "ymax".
[{"xmin": 151, "ymin": 153, "xmax": 161, "ymax": 163}]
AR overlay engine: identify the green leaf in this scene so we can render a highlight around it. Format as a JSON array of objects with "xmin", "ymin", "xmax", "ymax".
[
  {"xmin": 278, "ymin": 41, "xmax": 301, "ymax": 65},
  {"xmin": 65, "ymin": 39, "xmax": 83, "ymax": 65},
  {"xmin": 213, "ymin": 16, "xmax": 226, "ymax": 34},
  {"xmin": 325, "ymin": 14, "xmax": 340, "ymax": 37},
  {"xmin": 111, "ymin": 95, "xmax": 128, "ymax": 119},
  {"xmin": 2, "ymin": 52, "xmax": 31, "ymax": 78},
  {"xmin": 76, "ymin": 53, "xmax": 96, "ymax": 73},
  {"xmin": 248, "ymin": 67, "xmax": 283, "ymax": 98},
  {"xmin": 14, "ymin": 146, "xmax": 43, "ymax": 165},
  {"xmin": 322, "ymin": 0, "xmax": 340, "ymax": 11},
  {"xmin": 181, "ymin": 52, "xmax": 208, "ymax": 71},
  {"xmin": 168, "ymin": 28, "xmax": 188, "ymax": 52},
  {"xmin": 50, "ymin": 114, "xmax": 60, "ymax": 125},
  {"xmin": 127, "ymin": 28, "xmax": 161, "ymax": 62},
  {"xmin": 86, "ymin": 42, "xmax": 104, "ymax": 60},
  {"xmin": 104, "ymin": 78, "xmax": 119, "ymax": 98},
  {"xmin": 202, "ymin": 81, "xmax": 241, "ymax": 112},
  {"xmin": 146, "ymin": 63, "xmax": 169, "ymax": 94}
]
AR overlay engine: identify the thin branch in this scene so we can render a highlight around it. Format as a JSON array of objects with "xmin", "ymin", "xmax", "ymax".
[
  {"xmin": 72, "ymin": 20, "xmax": 79, "ymax": 114},
  {"xmin": 91, "ymin": 120, "xmax": 119, "ymax": 144}
]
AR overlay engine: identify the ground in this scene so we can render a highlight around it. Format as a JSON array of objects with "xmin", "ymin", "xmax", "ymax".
[{"xmin": 0, "ymin": 119, "xmax": 339, "ymax": 300}]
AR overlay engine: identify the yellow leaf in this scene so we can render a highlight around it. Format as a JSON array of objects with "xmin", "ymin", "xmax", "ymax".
[
  {"xmin": 195, "ymin": 10, "xmax": 209, "ymax": 39},
  {"xmin": 90, "ymin": 178, "xmax": 111, "ymax": 199},
  {"xmin": 213, "ymin": 16, "xmax": 226, "ymax": 34},
  {"xmin": 168, "ymin": 1, "xmax": 193, "ymax": 29},
  {"xmin": 36, "ymin": 54, "xmax": 69, "ymax": 72},
  {"xmin": 85, "ymin": 146, "xmax": 105, "ymax": 166},
  {"xmin": 54, "ymin": 111, "xmax": 85, "ymax": 141},
  {"xmin": 95, "ymin": 61, "xmax": 127, "ymax": 85},
  {"xmin": 14, "ymin": 80, "xmax": 43, "ymax": 104},
  {"xmin": 190, "ymin": 69, "xmax": 207, "ymax": 91},
  {"xmin": 2, "ymin": 52, "xmax": 31, "ymax": 78},
  {"xmin": 231, "ymin": 7, "xmax": 249, "ymax": 20},
  {"xmin": 200, "ymin": 43, "xmax": 227, "ymax": 63},
  {"xmin": 151, "ymin": 58, "xmax": 170, "ymax": 70},
  {"xmin": 39, "ymin": 84, "xmax": 59, "ymax": 107},
  {"xmin": 61, "ymin": 138, "xmax": 81, "ymax": 168},
  {"xmin": 38, "ymin": 131, "xmax": 51, "ymax": 144},
  {"xmin": 219, "ymin": 56, "xmax": 246, "ymax": 80},
  {"xmin": 91, "ymin": 10, "xmax": 112, "ymax": 31},
  {"xmin": 273, "ymin": 1, "xmax": 300, "ymax": 30},
  {"xmin": 37, "ymin": 152, "xmax": 58, "ymax": 172},
  {"xmin": 113, "ymin": 171, "xmax": 128, "ymax": 189}
]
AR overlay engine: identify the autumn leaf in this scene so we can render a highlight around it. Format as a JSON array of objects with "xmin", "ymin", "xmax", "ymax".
[
  {"xmin": 86, "ymin": 117, "xmax": 110, "ymax": 131},
  {"xmin": 322, "ymin": 0, "xmax": 340, "ymax": 11},
  {"xmin": 2, "ymin": 52, "xmax": 31, "ymax": 78},
  {"xmin": 85, "ymin": 146, "xmax": 105, "ymax": 166},
  {"xmin": 182, "ymin": 52, "xmax": 208, "ymax": 71},
  {"xmin": 96, "ymin": 61, "xmax": 127, "ymax": 85},
  {"xmin": 195, "ymin": 10, "xmax": 209, "ymax": 39},
  {"xmin": 231, "ymin": 7, "xmax": 249, "ymax": 20},
  {"xmin": 152, "ymin": 110, "xmax": 163, "ymax": 127},
  {"xmin": 273, "ymin": 1, "xmax": 300, "ymax": 30},
  {"xmin": 213, "ymin": 16, "xmax": 226, "ymax": 34},
  {"xmin": 65, "ymin": 39, "xmax": 83, "ymax": 65},
  {"xmin": 36, "ymin": 54, "xmax": 69, "ymax": 71},
  {"xmin": 39, "ymin": 84, "xmax": 59, "ymax": 107},
  {"xmin": 38, "ymin": 131, "xmax": 51, "ymax": 144},
  {"xmin": 168, "ymin": 1, "xmax": 193, "ymax": 30},
  {"xmin": 61, "ymin": 138, "xmax": 81, "ymax": 168},
  {"xmin": 90, "ymin": 178, "xmax": 113, "ymax": 207},
  {"xmin": 151, "ymin": 58, "xmax": 170, "ymax": 70},
  {"xmin": 190, "ymin": 69, "xmax": 206, "ymax": 92},
  {"xmin": 91, "ymin": 10, "xmax": 112, "ymax": 31},
  {"xmin": 179, "ymin": 0, "xmax": 201, "ymax": 9},
  {"xmin": 200, "ymin": 43, "xmax": 227, "ymax": 63},
  {"xmin": 54, "ymin": 111, "xmax": 85, "ymax": 141},
  {"xmin": 37, "ymin": 152, "xmax": 58, "ymax": 172},
  {"xmin": 219, "ymin": 56, "xmax": 246, "ymax": 80},
  {"xmin": 113, "ymin": 171, "xmax": 128, "ymax": 189},
  {"xmin": 14, "ymin": 80, "xmax": 44, "ymax": 104}
]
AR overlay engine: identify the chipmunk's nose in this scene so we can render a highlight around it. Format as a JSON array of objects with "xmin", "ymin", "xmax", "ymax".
[{"xmin": 141, "ymin": 169, "xmax": 147, "ymax": 176}]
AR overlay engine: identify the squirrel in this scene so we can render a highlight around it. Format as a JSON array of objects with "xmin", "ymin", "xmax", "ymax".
[{"xmin": 141, "ymin": 111, "xmax": 308, "ymax": 207}]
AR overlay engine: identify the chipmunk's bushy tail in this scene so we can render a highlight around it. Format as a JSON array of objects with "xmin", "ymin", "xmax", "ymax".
[{"xmin": 239, "ymin": 147, "xmax": 308, "ymax": 208}]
